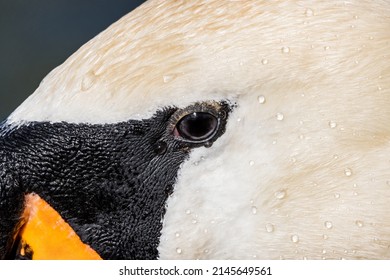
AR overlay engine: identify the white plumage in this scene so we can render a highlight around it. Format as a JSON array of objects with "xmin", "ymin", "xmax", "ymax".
[{"xmin": 7, "ymin": 0, "xmax": 390, "ymax": 259}]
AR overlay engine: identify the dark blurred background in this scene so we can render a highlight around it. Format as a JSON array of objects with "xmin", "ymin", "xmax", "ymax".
[{"xmin": 0, "ymin": 0, "xmax": 146, "ymax": 122}]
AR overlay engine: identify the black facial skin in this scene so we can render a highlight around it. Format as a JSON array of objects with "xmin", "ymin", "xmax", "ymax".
[{"xmin": 0, "ymin": 101, "xmax": 232, "ymax": 260}]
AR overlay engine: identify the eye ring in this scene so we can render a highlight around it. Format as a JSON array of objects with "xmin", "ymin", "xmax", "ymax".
[{"xmin": 173, "ymin": 111, "xmax": 220, "ymax": 143}]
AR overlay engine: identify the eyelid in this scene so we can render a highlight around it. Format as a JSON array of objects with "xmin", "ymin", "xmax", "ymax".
[
  {"xmin": 174, "ymin": 112, "xmax": 220, "ymax": 143},
  {"xmin": 167, "ymin": 102, "xmax": 221, "ymax": 135},
  {"xmin": 164, "ymin": 100, "xmax": 233, "ymax": 149}
]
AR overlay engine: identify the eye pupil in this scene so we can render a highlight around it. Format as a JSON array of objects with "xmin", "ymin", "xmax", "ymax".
[{"xmin": 176, "ymin": 112, "xmax": 218, "ymax": 142}]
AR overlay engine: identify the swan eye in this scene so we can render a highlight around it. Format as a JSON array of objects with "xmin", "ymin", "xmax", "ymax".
[{"xmin": 174, "ymin": 112, "xmax": 219, "ymax": 143}]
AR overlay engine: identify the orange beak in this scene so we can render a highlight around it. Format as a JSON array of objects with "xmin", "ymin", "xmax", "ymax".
[{"xmin": 14, "ymin": 193, "xmax": 102, "ymax": 260}]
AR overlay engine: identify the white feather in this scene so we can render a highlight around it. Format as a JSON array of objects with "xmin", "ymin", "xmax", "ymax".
[{"xmin": 7, "ymin": 0, "xmax": 390, "ymax": 259}]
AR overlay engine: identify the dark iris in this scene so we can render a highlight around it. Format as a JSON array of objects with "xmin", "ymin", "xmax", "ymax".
[{"xmin": 175, "ymin": 112, "xmax": 218, "ymax": 142}]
